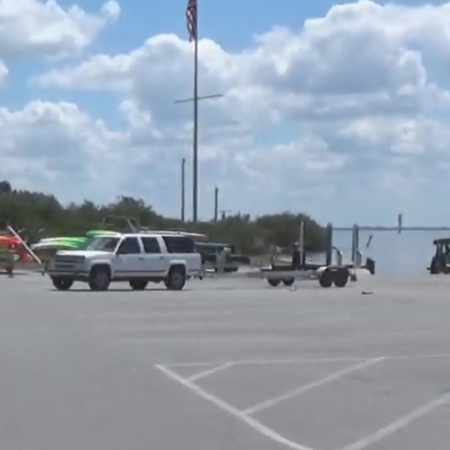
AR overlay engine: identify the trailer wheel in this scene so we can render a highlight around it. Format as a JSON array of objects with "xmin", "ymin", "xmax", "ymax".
[
  {"xmin": 267, "ymin": 279, "xmax": 280, "ymax": 287},
  {"xmin": 283, "ymin": 278, "xmax": 294, "ymax": 286},
  {"xmin": 334, "ymin": 268, "xmax": 349, "ymax": 287},
  {"xmin": 366, "ymin": 257, "xmax": 376, "ymax": 275},
  {"xmin": 319, "ymin": 268, "xmax": 333, "ymax": 288}
]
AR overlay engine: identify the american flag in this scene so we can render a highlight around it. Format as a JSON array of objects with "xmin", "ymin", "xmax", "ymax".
[{"xmin": 186, "ymin": 0, "xmax": 197, "ymax": 42}]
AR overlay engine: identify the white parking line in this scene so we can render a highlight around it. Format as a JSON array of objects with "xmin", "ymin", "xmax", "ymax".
[
  {"xmin": 187, "ymin": 362, "xmax": 235, "ymax": 382},
  {"xmin": 156, "ymin": 364, "xmax": 316, "ymax": 450},
  {"xmin": 341, "ymin": 392, "xmax": 450, "ymax": 450},
  {"xmin": 166, "ymin": 356, "xmax": 367, "ymax": 368},
  {"xmin": 243, "ymin": 358, "xmax": 385, "ymax": 416},
  {"xmin": 160, "ymin": 352, "xmax": 450, "ymax": 369}
]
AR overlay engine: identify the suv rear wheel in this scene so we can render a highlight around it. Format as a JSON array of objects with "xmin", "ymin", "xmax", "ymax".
[{"xmin": 164, "ymin": 266, "xmax": 186, "ymax": 290}]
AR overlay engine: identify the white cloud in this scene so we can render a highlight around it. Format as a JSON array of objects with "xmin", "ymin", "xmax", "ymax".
[
  {"xmin": 0, "ymin": 0, "xmax": 120, "ymax": 82},
  {"xmin": 35, "ymin": 1, "xmax": 450, "ymax": 120},
  {"xmin": 0, "ymin": 60, "xmax": 8, "ymax": 85},
  {"xmin": 100, "ymin": 0, "xmax": 121, "ymax": 21},
  {"xmin": 8, "ymin": 0, "xmax": 450, "ymax": 224},
  {"xmin": 0, "ymin": 101, "xmax": 127, "ymax": 199}
]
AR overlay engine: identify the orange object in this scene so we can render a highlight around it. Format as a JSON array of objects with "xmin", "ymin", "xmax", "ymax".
[{"xmin": 0, "ymin": 236, "xmax": 32, "ymax": 263}]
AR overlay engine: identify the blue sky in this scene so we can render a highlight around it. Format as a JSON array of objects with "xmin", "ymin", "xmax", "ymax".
[
  {"xmin": 2, "ymin": 0, "xmax": 450, "ymax": 226},
  {"xmin": 81, "ymin": 0, "xmax": 449, "ymax": 50},
  {"xmin": 87, "ymin": 0, "xmax": 448, "ymax": 51}
]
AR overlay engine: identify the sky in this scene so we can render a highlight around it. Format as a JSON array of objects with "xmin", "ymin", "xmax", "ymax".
[{"xmin": 2, "ymin": 0, "xmax": 450, "ymax": 226}]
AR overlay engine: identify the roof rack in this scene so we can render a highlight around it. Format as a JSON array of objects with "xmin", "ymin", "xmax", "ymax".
[
  {"xmin": 99, "ymin": 216, "xmax": 209, "ymax": 241},
  {"xmin": 138, "ymin": 229, "xmax": 189, "ymax": 235},
  {"xmin": 101, "ymin": 215, "xmax": 138, "ymax": 232},
  {"xmin": 137, "ymin": 229, "xmax": 209, "ymax": 241}
]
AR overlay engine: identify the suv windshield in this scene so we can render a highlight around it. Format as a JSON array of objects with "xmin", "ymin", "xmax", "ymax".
[{"xmin": 86, "ymin": 236, "xmax": 120, "ymax": 252}]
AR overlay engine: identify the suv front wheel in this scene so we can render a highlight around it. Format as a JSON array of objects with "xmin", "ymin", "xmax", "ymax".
[
  {"xmin": 52, "ymin": 277, "xmax": 73, "ymax": 291},
  {"xmin": 89, "ymin": 266, "xmax": 111, "ymax": 291}
]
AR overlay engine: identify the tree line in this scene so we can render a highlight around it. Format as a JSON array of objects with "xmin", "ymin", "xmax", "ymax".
[{"xmin": 0, "ymin": 180, "xmax": 326, "ymax": 254}]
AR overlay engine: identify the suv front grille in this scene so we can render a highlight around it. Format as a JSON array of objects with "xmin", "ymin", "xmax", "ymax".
[{"xmin": 53, "ymin": 255, "xmax": 84, "ymax": 270}]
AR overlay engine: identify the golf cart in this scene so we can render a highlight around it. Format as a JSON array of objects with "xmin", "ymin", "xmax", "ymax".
[{"xmin": 429, "ymin": 238, "xmax": 450, "ymax": 274}]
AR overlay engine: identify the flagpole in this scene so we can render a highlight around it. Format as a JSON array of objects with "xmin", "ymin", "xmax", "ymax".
[
  {"xmin": 181, "ymin": 157, "xmax": 186, "ymax": 222},
  {"xmin": 178, "ymin": 0, "xmax": 223, "ymax": 224},
  {"xmin": 192, "ymin": 18, "xmax": 199, "ymax": 223}
]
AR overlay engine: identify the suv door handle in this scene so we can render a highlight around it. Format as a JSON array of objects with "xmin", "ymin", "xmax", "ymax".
[{"xmin": 138, "ymin": 257, "xmax": 144, "ymax": 260}]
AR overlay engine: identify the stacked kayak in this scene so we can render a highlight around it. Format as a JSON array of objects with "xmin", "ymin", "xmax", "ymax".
[
  {"xmin": 0, "ymin": 235, "xmax": 21, "ymax": 245},
  {"xmin": 85, "ymin": 229, "xmax": 121, "ymax": 238},
  {"xmin": 30, "ymin": 229, "xmax": 120, "ymax": 262},
  {"xmin": 31, "ymin": 237, "xmax": 88, "ymax": 251},
  {"xmin": 31, "ymin": 237, "xmax": 88, "ymax": 262}
]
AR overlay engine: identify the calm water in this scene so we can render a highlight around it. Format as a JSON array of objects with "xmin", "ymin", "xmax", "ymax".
[{"xmin": 324, "ymin": 229, "xmax": 449, "ymax": 275}]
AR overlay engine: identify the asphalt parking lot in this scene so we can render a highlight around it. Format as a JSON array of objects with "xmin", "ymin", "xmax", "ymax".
[{"xmin": 2, "ymin": 273, "xmax": 450, "ymax": 450}]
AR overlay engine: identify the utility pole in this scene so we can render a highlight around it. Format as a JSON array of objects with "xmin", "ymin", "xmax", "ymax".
[
  {"xmin": 180, "ymin": 0, "xmax": 223, "ymax": 223},
  {"xmin": 174, "ymin": 94, "xmax": 223, "ymax": 223},
  {"xmin": 214, "ymin": 186, "xmax": 219, "ymax": 222},
  {"xmin": 220, "ymin": 209, "xmax": 231, "ymax": 221},
  {"xmin": 181, "ymin": 158, "xmax": 186, "ymax": 222}
]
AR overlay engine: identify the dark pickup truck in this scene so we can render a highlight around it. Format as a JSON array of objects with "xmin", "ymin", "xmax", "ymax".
[{"xmin": 196, "ymin": 242, "xmax": 250, "ymax": 272}]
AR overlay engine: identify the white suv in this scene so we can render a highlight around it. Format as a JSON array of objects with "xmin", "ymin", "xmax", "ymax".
[{"xmin": 46, "ymin": 233, "xmax": 202, "ymax": 291}]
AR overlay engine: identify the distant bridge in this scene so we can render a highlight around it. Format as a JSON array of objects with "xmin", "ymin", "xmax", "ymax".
[
  {"xmin": 334, "ymin": 213, "xmax": 450, "ymax": 232},
  {"xmin": 333, "ymin": 227, "xmax": 450, "ymax": 232}
]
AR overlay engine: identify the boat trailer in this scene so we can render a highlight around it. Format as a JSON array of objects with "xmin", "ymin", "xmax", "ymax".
[
  {"xmin": 243, "ymin": 264, "xmax": 351, "ymax": 288},
  {"xmin": 201, "ymin": 222, "xmax": 374, "ymax": 288}
]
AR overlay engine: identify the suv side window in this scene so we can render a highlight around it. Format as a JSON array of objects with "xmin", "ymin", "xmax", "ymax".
[
  {"xmin": 162, "ymin": 236, "xmax": 195, "ymax": 253},
  {"xmin": 141, "ymin": 237, "xmax": 161, "ymax": 253},
  {"xmin": 117, "ymin": 237, "xmax": 141, "ymax": 254}
]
